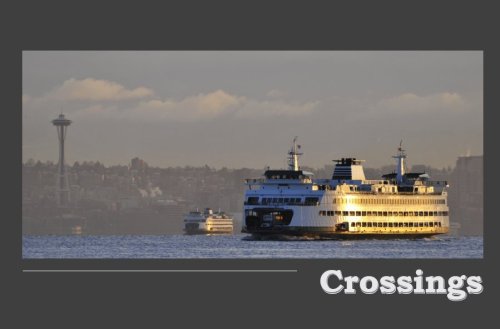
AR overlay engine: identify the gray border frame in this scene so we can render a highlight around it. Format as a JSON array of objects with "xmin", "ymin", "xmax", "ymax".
[{"xmin": 5, "ymin": 1, "xmax": 497, "ymax": 327}]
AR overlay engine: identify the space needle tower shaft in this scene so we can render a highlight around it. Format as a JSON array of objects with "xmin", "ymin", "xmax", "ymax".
[{"xmin": 51, "ymin": 114, "xmax": 72, "ymax": 206}]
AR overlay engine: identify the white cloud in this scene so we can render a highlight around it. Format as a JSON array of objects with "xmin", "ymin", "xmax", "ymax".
[
  {"xmin": 45, "ymin": 78, "xmax": 154, "ymax": 101},
  {"xmin": 375, "ymin": 92, "xmax": 466, "ymax": 114},
  {"xmin": 235, "ymin": 99, "xmax": 318, "ymax": 118},
  {"xmin": 74, "ymin": 89, "xmax": 318, "ymax": 122},
  {"xmin": 135, "ymin": 90, "xmax": 244, "ymax": 121}
]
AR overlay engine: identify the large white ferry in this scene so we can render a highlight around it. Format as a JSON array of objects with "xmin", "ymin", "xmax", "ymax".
[
  {"xmin": 242, "ymin": 138, "xmax": 449, "ymax": 238},
  {"xmin": 184, "ymin": 208, "xmax": 234, "ymax": 235}
]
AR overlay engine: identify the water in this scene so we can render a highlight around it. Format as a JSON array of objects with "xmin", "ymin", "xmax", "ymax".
[{"xmin": 22, "ymin": 234, "xmax": 483, "ymax": 258}]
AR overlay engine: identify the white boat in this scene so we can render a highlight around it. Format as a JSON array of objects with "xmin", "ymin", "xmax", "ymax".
[
  {"xmin": 184, "ymin": 208, "xmax": 234, "ymax": 235},
  {"xmin": 242, "ymin": 138, "xmax": 449, "ymax": 238}
]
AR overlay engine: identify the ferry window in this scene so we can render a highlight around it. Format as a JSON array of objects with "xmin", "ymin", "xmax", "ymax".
[
  {"xmin": 383, "ymin": 211, "xmax": 388, "ymax": 216},
  {"xmin": 367, "ymin": 211, "xmax": 372, "ymax": 216},
  {"xmin": 419, "ymin": 222, "xmax": 424, "ymax": 227},
  {"xmin": 362, "ymin": 211, "xmax": 366, "ymax": 216},
  {"xmin": 419, "ymin": 211, "xmax": 424, "ymax": 216},
  {"xmin": 247, "ymin": 197, "xmax": 259, "ymax": 205},
  {"xmin": 318, "ymin": 211, "xmax": 323, "ymax": 216},
  {"xmin": 439, "ymin": 222, "xmax": 442, "ymax": 227},
  {"xmin": 389, "ymin": 211, "xmax": 394, "ymax": 216},
  {"xmin": 356, "ymin": 211, "xmax": 361, "ymax": 216},
  {"xmin": 424, "ymin": 222, "xmax": 429, "ymax": 227},
  {"xmin": 362, "ymin": 223, "xmax": 367, "ymax": 227},
  {"xmin": 272, "ymin": 198, "xmax": 277, "ymax": 203},
  {"xmin": 335, "ymin": 211, "xmax": 341, "ymax": 215},
  {"xmin": 399, "ymin": 212, "xmax": 403, "ymax": 216},
  {"xmin": 388, "ymin": 223, "xmax": 393, "ymax": 227},
  {"xmin": 429, "ymin": 222, "xmax": 434, "ymax": 227},
  {"xmin": 305, "ymin": 197, "xmax": 319, "ymax": 205},
  {"xmin": 278, "ymin": 198, "xmax": 284, "ymax": 203},
  {"xmin": 343, "ymin": 211, "xmax": 348, "ymax": 216},
  {"xmin": 356, "ymin": 222, "xmax": 361, "ymax": 227},
  {"xmin": 350, "ymin": 222, "xmax": 356, "ymax": 227},
  {"xmin": 327, "ymin": 211, "xmax": 332, "ymax": 216},
  {"xmin": 404, "ymin": 223, "xmax": 409, "ymax": 227},
  {"xmin": 409, "ymin": 212, "xmax": 414, "ymax": 216},
  {"xmin": 378, "ymin": 211, "xmax": 383, "ymax": 216},
  {"xmin": 424, "ymin": 211, "xmax": 429, "ymax": 216},
  {"xmin": 349, "ymin": 211, "xmax": 355, "ymax": 216},
  {"xmin": 444, "ymin": 211, "xmax": 449, "ymax": 216},
  {"xmin": 284, "ymin": 198, "xmax": 290, "ymax": 203},
  {"xmin": 399, "ymin": 223, "xmax": 404, "ymax": 227},
  {"xmin": 367, "ymin": 223, "xmax": 372, "ymax": 227},
  {"xmin": 378, "ymin": 223, "xmax": 384, "ymax": 227}
]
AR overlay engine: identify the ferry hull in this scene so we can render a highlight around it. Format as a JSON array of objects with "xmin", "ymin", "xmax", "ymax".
[
  {"xmin": 184, "ymin": 228, "xmax": 233, "ymax": 235},
  {"xmin": 243, "ymin": 226, "xmax": 448, "ymax": 239}
]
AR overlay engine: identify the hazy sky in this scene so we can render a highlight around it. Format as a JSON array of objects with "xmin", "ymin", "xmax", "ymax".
[{"xmin": 22, "ymin": 51, "xmax": 483, "ymax": 169}]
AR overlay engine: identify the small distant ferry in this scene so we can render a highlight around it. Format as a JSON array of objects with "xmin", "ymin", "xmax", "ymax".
[
  {"xmin": 184, "ymin": 208, "xmax": 234, "ymax": 235},
  {"xmin": 242, "ymin": 138, "xmax": 450, "ymax": 238}
]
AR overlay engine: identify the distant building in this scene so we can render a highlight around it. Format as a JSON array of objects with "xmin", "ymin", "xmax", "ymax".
[
  {"xmin": 449, "ymin": 156, "xmax": 483, "ymax": 235},
  {"xmin": 129, "ymin": 157, "xmax": 148, "ymax": 173}
]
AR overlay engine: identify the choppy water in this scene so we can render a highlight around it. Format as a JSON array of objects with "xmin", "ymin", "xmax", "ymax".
[{"xmin": 22, "ymin": 234, "xmax": 483, "ymax": 259}]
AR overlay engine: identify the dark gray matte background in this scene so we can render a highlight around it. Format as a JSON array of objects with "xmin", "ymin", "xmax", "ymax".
[{"xmin": 3, "ymin": 1, "xmax": 497, "ymax": 328}]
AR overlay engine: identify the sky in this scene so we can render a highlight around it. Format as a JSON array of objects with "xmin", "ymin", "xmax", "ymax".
[{"xmin": 22, "ymin": 51, "xmax": 483, "ymax": 169}]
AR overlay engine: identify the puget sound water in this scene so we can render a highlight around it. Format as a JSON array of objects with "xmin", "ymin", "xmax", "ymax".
[{"xmin": 22, "ymin": 234, "xmax": 483, "ymax": 259}]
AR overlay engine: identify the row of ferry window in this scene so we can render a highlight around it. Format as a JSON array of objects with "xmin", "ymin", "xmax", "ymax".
[
  {"xmin": 259, "ymin": 197, "xmax": 319, "ymax": 204},
  {"xmin": 347, "ymin": 221, "xmax": 442, "ymax": 228},
  {"xmin": 334, "ymin": 198, "xmax": 446, "ymax": 205},
  {"xmin": 319, "ymin": 210, "xmax": 449, "ymax": 217}
]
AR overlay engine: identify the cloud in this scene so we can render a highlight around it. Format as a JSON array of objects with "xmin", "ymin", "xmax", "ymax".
[
  {"xmin": 45, "ymin": 78, "xmax": 154, "ymax": 101},
  {"xmin": 374, "ymin": 92, "xmax": 466, "ymax": 114},
  {"xmin": 73, "ymin": 89, "xmax": 318, "ymax": 122},
  {"xmin": 135, "ymin": 90, "xmax": 244, "ymax": 121},
  {"xmin": 235, "ymin": 99, "xmax": 318, "ymax": 118}
]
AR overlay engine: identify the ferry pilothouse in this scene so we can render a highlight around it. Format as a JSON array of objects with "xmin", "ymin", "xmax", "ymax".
[{"xmin": 242, "ymin": 138, "xmax": 450, "ymax": 238}]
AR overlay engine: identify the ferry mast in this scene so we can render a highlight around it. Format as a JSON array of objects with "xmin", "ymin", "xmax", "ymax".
[
  {"xmin": 287, "ymin": 136, "xmax": 302, "ymax": 171},
  {"xmin": 392, "ymin": 140, "xmax": 407, "ymax": 184}
]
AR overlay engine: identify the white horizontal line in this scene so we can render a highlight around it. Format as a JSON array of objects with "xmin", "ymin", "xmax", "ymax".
[{"xmin": 23, "ymin": 269, "xmax": 298, "ymax": 273}]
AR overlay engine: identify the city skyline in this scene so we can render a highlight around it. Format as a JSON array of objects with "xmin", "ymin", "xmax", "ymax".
[{"xmin": 22, "ymin": 51, "xmax": 483, "ymax": 169}]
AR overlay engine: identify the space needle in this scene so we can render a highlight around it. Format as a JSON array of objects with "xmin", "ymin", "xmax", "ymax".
[{"xmin": 52, "ymin": 113, "xmax": 72, "ymax": 207}]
